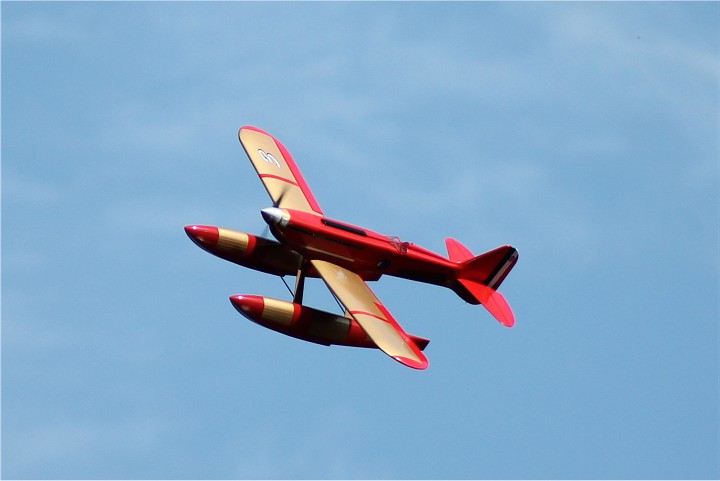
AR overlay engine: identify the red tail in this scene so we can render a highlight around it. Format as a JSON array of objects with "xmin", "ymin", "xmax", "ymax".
[{"xmin": 446, "ymin": 239, "xmax": 519, "ymax": 327}]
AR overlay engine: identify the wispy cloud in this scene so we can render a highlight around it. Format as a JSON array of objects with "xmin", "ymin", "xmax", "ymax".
[{"xmin": 3, "ymin": 3, "xmax": 718, "ymax": 479}]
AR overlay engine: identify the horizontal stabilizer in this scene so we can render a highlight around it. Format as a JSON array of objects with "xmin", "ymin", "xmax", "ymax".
[
  {"xmin": 457, "ymin": 278, "xmax": 515, "ymax": 327},
  {"xmin": 446, "ymin": 237, "xmax": 474, "ymax": 262},
  {"xmin": 408, "ymin": 334, "xmax": 430, "ymax": 351}
]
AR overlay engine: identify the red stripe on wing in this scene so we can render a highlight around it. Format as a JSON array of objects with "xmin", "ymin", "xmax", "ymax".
[
  {"xmin": 243, "ymin": 126, "xmax": 323, "ymax": 215},
  {"xmin": 259, "ymin": 173, "xmax": 300, "ymax": 187}
]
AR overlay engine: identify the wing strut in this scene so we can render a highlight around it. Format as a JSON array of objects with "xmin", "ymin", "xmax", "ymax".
[{"xmin": 293, "ymin": 258, "xmax": 308, "ymax": 304}]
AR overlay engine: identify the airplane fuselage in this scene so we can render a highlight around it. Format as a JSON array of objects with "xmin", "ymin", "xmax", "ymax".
[{"xmin": 262, "ymin": 207, "xmax": 460, "ymax": 288}]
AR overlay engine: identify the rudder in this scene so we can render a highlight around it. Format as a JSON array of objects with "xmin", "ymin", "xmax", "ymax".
[{"xmin": 460, "ymin": 244, "xmax": 518, "ymax": 290}]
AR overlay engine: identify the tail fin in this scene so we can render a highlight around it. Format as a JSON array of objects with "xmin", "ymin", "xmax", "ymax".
[
  {"xmin": 446, "ymin": 237, "xmax": 474, "ymax": 262},
  {"xmin": 456, "ymin": 278, "xmax": 515, "ymax": 327},
  {"xmin": 408, "ymin": 334, "xmax": 430, "ymax": 351},
  {"xmin": 446, "ymin": 239, "xmax": 519, "ymax": 327}
]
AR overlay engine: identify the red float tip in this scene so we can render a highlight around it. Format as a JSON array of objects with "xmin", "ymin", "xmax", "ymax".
[
  {"xmin": 229, "ymin": 295, "xmax": 265, "ymax": 320},
  {"xmin": 184, "ymin": 225, "xmax": 220, "ymax": 249}
]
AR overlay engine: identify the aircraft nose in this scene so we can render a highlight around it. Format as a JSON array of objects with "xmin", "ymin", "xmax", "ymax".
[
  {"xmin": 184, "ymin": 225, "xmax": 219, "ymax": 248},
  {"xmin": 260, "ymin": 207, "xmax": 286, "ymax": 227}
]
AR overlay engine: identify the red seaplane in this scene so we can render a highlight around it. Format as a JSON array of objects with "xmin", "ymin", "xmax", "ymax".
[{"xmin": 185, "ymin": 126, "xmax": 518, "ymax": 370}]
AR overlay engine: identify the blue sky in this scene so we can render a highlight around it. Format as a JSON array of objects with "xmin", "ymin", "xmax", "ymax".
[{"xmin": 2, "ymin": 2, "xmax": 718, "ymax": 479}]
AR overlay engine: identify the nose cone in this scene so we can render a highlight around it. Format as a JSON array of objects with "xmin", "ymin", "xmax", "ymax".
[
  {"xmin": 229, "ymin": 295, "xmax": 264, "ymax": 321},
  {"xmin": 260, "ymin": 207, "xmax": 286, "ymax": 227},
  {"xmin": 184, "ymin": 225, "xmax": 219, "ymax": 249}
]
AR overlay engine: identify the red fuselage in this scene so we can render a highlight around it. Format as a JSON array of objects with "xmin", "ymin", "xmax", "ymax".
[{"xmin": 263, "ymin": 207, "xmax": 459, "ymax": 288}]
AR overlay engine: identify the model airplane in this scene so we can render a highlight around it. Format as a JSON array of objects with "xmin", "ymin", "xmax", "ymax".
[{"xmin": 185, "ymin": 126, "xmax": 518, "ymax": 370}]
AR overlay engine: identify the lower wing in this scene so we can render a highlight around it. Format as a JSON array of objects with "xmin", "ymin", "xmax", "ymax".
[{"xmin": 310, "ymin": 260, "xmax": 429, "ymax": 370}]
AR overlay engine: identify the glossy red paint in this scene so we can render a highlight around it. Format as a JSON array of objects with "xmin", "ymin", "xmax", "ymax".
[
  {"xmin": 458, "ymin": 280, "xmax": 515, "ymax": 327},
  {"xmin": 230, "ymin": 294, "xmax": 381, "ymax": 348},
  {"xmin": 261, "ymin": 206, "xmax": 518, "ymax": 330},
  {"xmin": 184, "ymin": 225, "xmax": 308, "ymax": 278},
  {"xmin": 185, "ymin": 225, "xmax": 219, "ymax": 249},
  {"xmin": 268, "ymin": 208, "xmax": 460, "ymax": 286},
  {"xmin": 392, "ymin": 355, "xmax": 428, "ymax": 371},
  {"xmin": 229, "ymin": 295, "xmax": 259, "ymax": 323},
  {"xmin": 445, "ymin": 237, "xmax": 474, "ymax": 262}
]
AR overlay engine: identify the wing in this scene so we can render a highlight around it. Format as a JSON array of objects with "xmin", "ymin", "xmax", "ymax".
[
  {"xmin": 310, "ymin": 259, "xmax": 429, "ymax": 370},
  {"xmin": 238, "ymin": 126, "xmax": 323, "ymax": 215}
]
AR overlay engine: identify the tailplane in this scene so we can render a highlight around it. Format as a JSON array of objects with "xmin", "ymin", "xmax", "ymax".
[
  {"xmin": 446, "ymin": 238, "xmax": 519, "ymax": 327},
  {"xmin": 455, "ymin": 278, "xmax": 515, "ymax": 327}
]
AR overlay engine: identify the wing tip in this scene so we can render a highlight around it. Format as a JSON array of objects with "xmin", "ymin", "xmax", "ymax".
[
  {"xmin": 238, "ymin": 125, "xmax": 268, "ymax": 140},
  {"xmin": 239, "ymin": 124, "xmax": 264, "ymax": 133},
  {"xmin": 393, "ymin": 355, "xmax": 429, "ymax": 370}
]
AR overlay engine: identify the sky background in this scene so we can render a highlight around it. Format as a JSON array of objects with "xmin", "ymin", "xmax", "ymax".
[{"xmin": 2, "ymin": 2, "xmax": 718, "ymax": 479}]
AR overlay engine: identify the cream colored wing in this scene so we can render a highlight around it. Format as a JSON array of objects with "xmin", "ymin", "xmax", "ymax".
[
  {"xmin": 311, "ymin": 260, "xmax": 429, "ymax": 370},
  {"xmin": 238, "ymin": 126, "xmax": 323, "ymax": 215}
]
